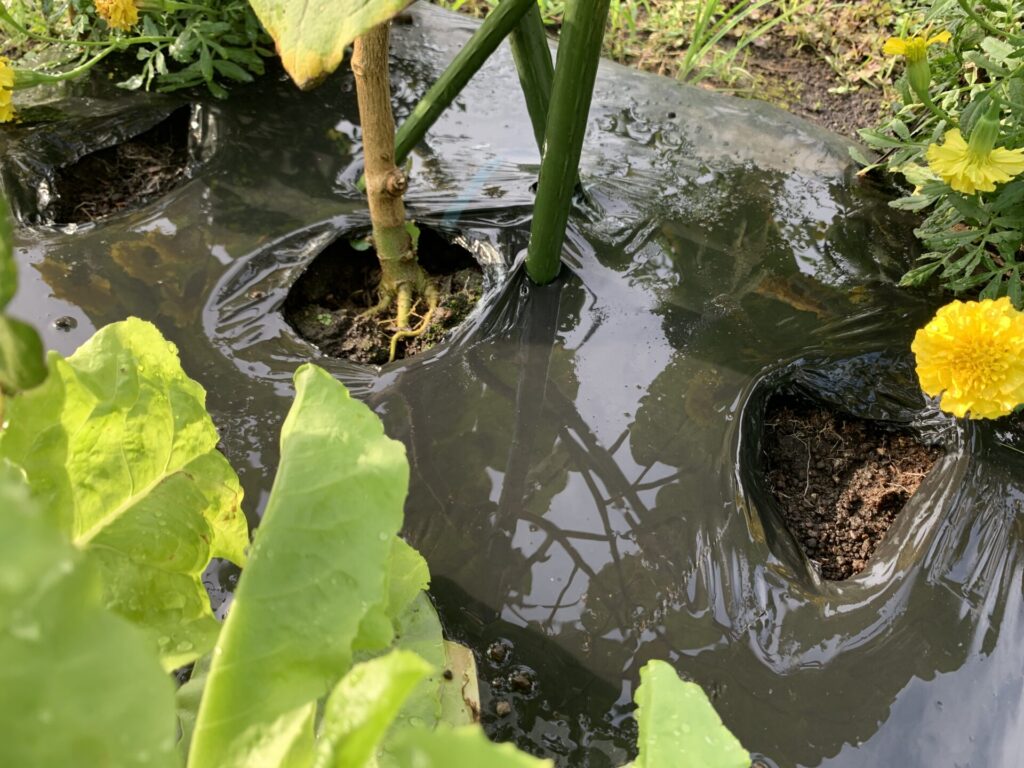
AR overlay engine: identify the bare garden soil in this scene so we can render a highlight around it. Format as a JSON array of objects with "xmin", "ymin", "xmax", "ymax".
[
  {"xmin": 763, "ymin": 398, "xmax": 941, "ymax": 581},
  {"xmin": 51, "ymin": 106, "xmax": 190, "ymax": 224},
  {"xmin": 283, "ymin": 229, "xmax": 484, "ymax": 365}
]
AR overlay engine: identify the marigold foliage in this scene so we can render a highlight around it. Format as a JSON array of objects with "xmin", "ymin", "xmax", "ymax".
[
  {"xmin": 861, "ymin": 4, "xmax": 1024, "ymax": 301},
  {"xmin": 912, "ymin": 297, "xmax": 1024, "ymax": 419},
  {"xmin": 94, "ymin": 0, "xmax": 139, "ymax": 31},
  {"xmin": 0, "ymin": 57, "xmax": 14, "ymax": 123}
]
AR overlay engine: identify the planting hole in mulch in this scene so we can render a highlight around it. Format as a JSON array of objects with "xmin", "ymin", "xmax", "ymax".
[
  {"xmin": 284, "ymin": 227, "xmax": 484, "ymax": 365},
  {"xmin": 51, "ymin": 106, "xmax": 191, "ymax": 224},
  {"xmin": 763, "ymin": 397, "xmax": 942, "ymax": 581}
]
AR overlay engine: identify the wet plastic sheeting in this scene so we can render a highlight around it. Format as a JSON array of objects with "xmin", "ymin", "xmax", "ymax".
[{"xmin": 4, "ymin": 5, "xmax": 1024, "ymax": 766}]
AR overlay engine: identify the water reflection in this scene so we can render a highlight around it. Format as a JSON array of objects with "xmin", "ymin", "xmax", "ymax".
[{"xmin": 4, "ymin": 5, "xmax": 1023, "ymax": 767}]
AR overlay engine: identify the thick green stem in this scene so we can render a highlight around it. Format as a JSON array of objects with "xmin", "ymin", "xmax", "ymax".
[
  {"xmin": 509, "ymin": 5, "xmax": 555, "ymax": 154},
  {"xmin": 525, "ymin": 0, "xmax": 611, "ymax": 284},
  {"xmin": 13, "ymin": 47, "xmax": 115, "ymax": 89},
  {"xmin": 394, "ymin": 0, "xmax": 536, "ymax": 165}
]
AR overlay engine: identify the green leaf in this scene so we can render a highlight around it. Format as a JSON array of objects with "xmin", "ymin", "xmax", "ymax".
[
  {"xmin": 200, "ymin": 44, "xmax": 214, "ymax": 82},
  {"xmin": 0, "ymin": 318, "xmax": 248, "ymax": 670},
  {"xmin": 632, "ymin": 661, "xmax": 749, "ymax": 768},
  {"xmin": 373, "ymin": 593, "xmax": 445, "ymax": 767},
  {"xmin": 0, "ymin": 314, "xmax": 47, "ymax": 395},
  {"xmin": 313, "ymin": 650, "xmax": 433, "ymax": 768},
  {"xmin": 0, "ymin": 462, "xmax": 178, "ymax": 768},
  {"xmin": 946, "ymin": 193, "xmax": 989, "ymax": 223},
  {"xmin": 1008, "ymin": 270, "xmax": 1023, "ymax": 309},
  {"xmin": 890, "ymin": 119, "xmax": 911, "ymax": 141},
  {"xmin": 0, "ymin": 196, "xmax": 14, "ymax": 308},
  {"xmin": 899, "ymin": 260, "xmax": 943, "ymax": 287},
  {"xmin": 858, "ymin": 128, "xmax": 911, "ymax": 150},
  {"xmin": 979, "ymin": 272, "xmax": 1004, "ymax": 300},
  {"xmin": 0, "ymin": 196, "xmax": 46, "ymax": 394},
  {"xmin": 213, "ymin": 59, "xmax": 255, "ymax": 82},
  {"xmin": 387, "ymin": 537, "xmax": 430, "ymax": 618},
  {"xmin": 391, "ymin": 726, "xmax": 553, "ymax": 768},
  {"xmin": 188, "ymin": 364, "xmax": 409, "ymax": 768},
  {"xmin": 176, "ymin": 653, "xmax": 212, "ymax": 761},
  {"xmin": 246, "ymin": 0, "xmax": 413, "ymax": 89},
  {"xmin": 980, "ymin": 36, "xmax": 1015, "ymax": 66}
]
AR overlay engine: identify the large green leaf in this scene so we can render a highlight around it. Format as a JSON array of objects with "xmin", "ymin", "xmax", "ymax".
[
  {"xmin": 313, "ymin": 650, "xmax": 432, "ymax": 768},
  {"xmin": 0, "ymin": 195, "xmax": 15, "ymax": 309},
  {"xmin": 176, "ymin": 652, "xmax": 213, "ymax": 761},
  {"xmin": 246, "ymin": 0, "xmax": 412, "ymax": 89},
  {"xmin": 631, "ymin": 660, "xmax": 750, "ymax": 768},
  {"xmin": 0, "ymin": 318, "xmax": 249, "ymax": 670},
  {"xmin": 0, "ymin": 314, "xmax": 46, "ymax": 395},
  {"xmin": 188, "ymin": 363, "xmax": 409, "ymax": 768},
  {"xmin": 391, "ymin": 726, "xmax": 553, "ymax": 768},
  {"xmin": 371, "ymin": 588, "xmax": 478, "ymax": 767},
  {"xmin": 0, "ymin": 462, "xmax": 178, "ymax": 768},
  {"xmin": 0, "ymin": 195, "xmax": 46, "ymax": 394}
]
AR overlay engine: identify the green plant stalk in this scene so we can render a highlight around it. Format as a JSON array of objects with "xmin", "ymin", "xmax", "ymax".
[
  {"xmin": 0, "ymin": 5, "xmax": 172, "ymax": 47},
  {"xmin": 525, "ymin": 0, "xmax": 611, "ymax": 285},
  {"xmin": 955, "ymin": 0, "xmax": 1024, "ymax": 45},
  {"xmin": 12, "ymin": 47, "xmax": 116, "ymax": 88},
  {"xmin": 394, "ymin": 0, "xmax": 536, "ymax": 165},
  {"xmin": 508, "ymin": 4, "xmax": 554, "ymax": 153}
]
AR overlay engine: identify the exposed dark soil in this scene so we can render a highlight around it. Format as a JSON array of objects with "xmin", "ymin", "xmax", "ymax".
[
  {"xmin": 437, "ymin": 1, "xmax": 889, "ymax": 141},
  {"xmin": 284, "ymin": 228, "xmax": 484, "ymax": 365},
  {"xmin": 763, "ymin": 398, "xmax": 941, "ymax": 580},
  {"xmin": 51, "ymin": 106, "xmax": 190, "ymax": 224},
  {"xmin": 742, "ymin": 46, "xmax": 885, "ymax": 140}
]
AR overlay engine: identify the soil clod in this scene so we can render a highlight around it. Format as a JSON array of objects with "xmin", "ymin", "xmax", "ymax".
[
  {"xmin": 487, "ymin": 641, "xmax": 511, "ymax": 665},
  {"xmin": 763, "ymin": 398, "xmax": 941, "ymax": 580}
]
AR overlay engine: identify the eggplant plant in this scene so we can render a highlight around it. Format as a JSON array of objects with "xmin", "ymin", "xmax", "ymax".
[
  {"xmin": 4, "ymin": 0, "xmax": 614, "ymax": 340},
  {"xmin": 241, "ymin": 0, "xmax": 612, "ymax": 359}
]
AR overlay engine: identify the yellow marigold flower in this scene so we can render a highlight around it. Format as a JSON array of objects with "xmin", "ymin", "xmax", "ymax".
[
  {"xmin": 0, "ymin": 57, "xmax": 14, "ymax": 123},
  {"xmin": 926, "ymin": 128, "xmax": 1024, "ymax": 195},
  {"xmin": 883, "ymin": 31, "xmax": 950, "ymax": 63},
  {"xmin": 95, "ymin": 0, "xmax": 139, "ymax": 31},
  {"xmin": 912, "ymin": 297, "xmax": 1024, "ymax": 419}
]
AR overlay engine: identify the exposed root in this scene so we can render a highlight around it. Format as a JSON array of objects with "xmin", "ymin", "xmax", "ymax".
[
  {"xmin": 358, "ymin": 289, "xmax": 394, "ymax": 321},
  {"xmin": 388, "ymin": 281, "xmax": 439, "ymax": 363}
]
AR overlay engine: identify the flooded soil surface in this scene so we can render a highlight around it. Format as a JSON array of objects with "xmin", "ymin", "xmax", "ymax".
[
  {"xmin": 763, "ymin": 398, "xmax": 941, "ymax": 580},
  {"xmin": 284, "ymin": 227, "xmax": 484, "ymax": 365},
  {"xmin": 4, "ymin": 5, "xmax": 1023, "ymax": 768},
  {"xmin": 51, "ymin": 106, "xmax": 190, "ymax": 224}
]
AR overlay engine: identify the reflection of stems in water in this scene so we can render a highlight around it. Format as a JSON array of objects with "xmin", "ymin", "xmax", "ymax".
[
  {"xmin": 469, "ymin": 347, "xmax": 677, "ymax": 633},
  {"xmin": 546, "ymin": 565, "xmax": 583, "ymax": 625}
]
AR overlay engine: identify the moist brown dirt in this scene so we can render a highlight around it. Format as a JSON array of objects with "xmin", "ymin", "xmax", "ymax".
[
  {"xmin": 284, "ymin": 228, "xmax": 484, "ymax": 365},
  {"xmin": 763, "ymin": 398, "xmax": 941, "ymax": 580},
  {"xmin": 739, "ymin": 44, "xmax": 885, "ymax": 140},
  {"xmin": 51, "ymin": 106, "xmax": 190, "ymax": 224}
]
